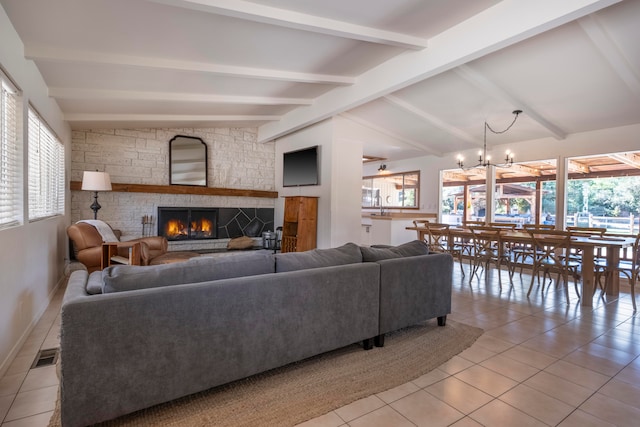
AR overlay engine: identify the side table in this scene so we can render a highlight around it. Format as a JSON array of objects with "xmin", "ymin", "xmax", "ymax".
[{"xmin": 101, "ymin": 243, "xmax": 141, "ymax": 269}]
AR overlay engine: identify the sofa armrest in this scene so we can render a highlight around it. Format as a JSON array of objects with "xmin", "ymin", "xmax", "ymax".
[
  {"xmin": 75, "ymin": 246, "xmax": 103, "ymax": 273},
  {"xmin": 128, "ymin": 236, "xmax": 168, "ymax": 264},
  {"xmin": 129, "ymin": 236, "xmax": 167, "ymax": 251},
  {"xmin": 377, "ymin": 253, "xmax": 453, "ymax": 335}
]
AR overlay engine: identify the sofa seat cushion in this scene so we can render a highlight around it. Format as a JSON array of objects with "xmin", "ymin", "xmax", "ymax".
[
  {"xmin": 360, "ymin": 240, "xmax": 429, "ymax": 262},
  {"xmin": 275, "ymin": 242, "xmax": 362, "ymax": 273},
  {"xmin": 102, "ymin": 250, "xmax": 275, "ymax": 293}
]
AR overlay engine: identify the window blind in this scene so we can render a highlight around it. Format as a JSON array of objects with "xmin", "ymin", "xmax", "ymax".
[
  {"xmin": 0, "ymin": 74, "xmax": 22, "ymax": 229},
  {"xmin": 28, "ymin": 107, "xmax": 64, "ymax": 220}
]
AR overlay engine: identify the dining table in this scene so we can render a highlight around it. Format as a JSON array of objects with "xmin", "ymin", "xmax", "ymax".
[{"xmin": 406, "ymin": 225, "xmax": 636, "ymax": 307}]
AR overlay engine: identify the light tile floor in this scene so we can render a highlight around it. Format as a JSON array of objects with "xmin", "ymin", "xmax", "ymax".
[{"xmin": 2, "ymin": 263, "xmax": 640, "ymax": 426}]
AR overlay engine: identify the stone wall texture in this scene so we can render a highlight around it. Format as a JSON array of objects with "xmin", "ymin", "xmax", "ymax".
[{"xmin": 71, "ymin": 127, "xmax": 276, "ymax": 243}]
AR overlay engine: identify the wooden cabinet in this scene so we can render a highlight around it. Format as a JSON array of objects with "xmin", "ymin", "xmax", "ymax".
[{"xmin": 281, "ymin": 196, "xmax": 318, "ymax": 252}]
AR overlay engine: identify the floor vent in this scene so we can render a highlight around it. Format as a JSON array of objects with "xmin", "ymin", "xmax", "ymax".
[{"xmin": 31, "ymin": 348, "xmax": 59, "ymax": 369}]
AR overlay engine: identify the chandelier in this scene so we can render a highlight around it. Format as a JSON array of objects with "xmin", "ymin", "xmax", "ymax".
[{"xmin": 457, "ymin": 110, "xmax": 522, "ymax": 169}]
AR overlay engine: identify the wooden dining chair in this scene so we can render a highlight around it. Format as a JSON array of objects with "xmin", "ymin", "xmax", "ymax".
[
  {"xmin": 595, "ymin": 232, "xmax": 640, "ymax": 310},
  {"xmin": 469, "ymin": 226, "xmax": 513, "ymax": 287},
  {"xmin": 459, "ymin": 220, "xmax": 484, "ymax": 261},
  {"xmin": 463, "ymin": 220, "xmax": 485, "ymax": 227},
  {"xmin": 422, "ymin": 223, "xmax": 465, "ymax": 277},
  {"xmin": 567, "ymin": 226, "xmax": 607, "ymax": 264},
  {"xmin": 509, "ymin": 233, "xmax": 537, "ymax": 279},
  {"xmin": 412, "ymin": 219, "xmax": 429, "ymax": 236},
  {"xmin": 489, "ymin": 222, "xmax": 517, "ymax": 230},
  {"xmin": 567, "ymin": 226, "xmax": 606, "ymax": 236},
  {"xmin": 513, "ymin": 225, "xmax": 555, "ymax": 270},
  {"xmin": 523, "ymin": 224, "xmax": 555, "ymax": 230},
  {"xmin": 527, "ymin": 230, "xmax": 581, "ymax": 303}
]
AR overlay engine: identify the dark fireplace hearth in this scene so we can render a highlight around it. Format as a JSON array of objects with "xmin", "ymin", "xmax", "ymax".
[{"xmin": 158, "ymin": 207, "xmax": 274, "ymax": 241}]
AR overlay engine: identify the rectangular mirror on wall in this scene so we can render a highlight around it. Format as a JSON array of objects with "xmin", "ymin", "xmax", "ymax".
[
  {"xmin": 362, "ymin": 171, "xmax": 419, "ymax": 209},
  {"xmin": 169, "ymin": 135, "xmax": 208, "ymax": 186}
]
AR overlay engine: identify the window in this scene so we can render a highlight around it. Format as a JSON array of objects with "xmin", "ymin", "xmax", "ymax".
[
  {"xmin": 566, "ymin": 152, "xmax": 640, "ymax": 234},
  {"xmin": 362, "ymin": 171, "xmax": 419, "ymax": 209},
  {"xmin": 28, "ymin": 107, "xmax": 64, "ymax": 220},
  {"xmin": 442, "ymin": 159, "xmax": 557, "ymax": 225},
  {"xmin": 0, "ymin": 71, "xmax": 22, "ymax": 229}
]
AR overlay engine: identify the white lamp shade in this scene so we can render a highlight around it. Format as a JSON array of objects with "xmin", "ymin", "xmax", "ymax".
[{"xmin": 81, "ymin": 171, "xmax": 112, "ymax": 191}]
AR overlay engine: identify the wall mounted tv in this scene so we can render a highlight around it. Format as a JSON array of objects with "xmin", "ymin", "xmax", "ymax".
[{"xmin": 283, "ymin": 146, "xmax": 319, "ymax": 187}]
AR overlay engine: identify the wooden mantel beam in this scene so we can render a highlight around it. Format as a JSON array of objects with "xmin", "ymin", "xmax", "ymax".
[{"xmin": 70, "ymin": 181, "xmax": 278, "ymax": 199}]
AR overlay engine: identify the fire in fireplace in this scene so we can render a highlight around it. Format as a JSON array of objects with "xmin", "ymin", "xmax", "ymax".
[{"xmin": 158, "ymin": 207, "xmax": 218, "ymax": 240}]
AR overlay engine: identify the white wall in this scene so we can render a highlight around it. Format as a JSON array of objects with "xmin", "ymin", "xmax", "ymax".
[
  {"xmin": 332, "ymin": 117, "xmax": 364, "ymax": 247},
  {"xmin": 0, "ymin": 5, "xmax": 71, "ymax": 375},
  {"xmin": 275, "ymin": 118, "xmax": 363, "ymax": 248}
]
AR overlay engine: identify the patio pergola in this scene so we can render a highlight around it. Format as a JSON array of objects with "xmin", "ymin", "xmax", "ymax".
[{"xmin": 451, "ymin": 183, "xmax": 538, "ymax": 223}]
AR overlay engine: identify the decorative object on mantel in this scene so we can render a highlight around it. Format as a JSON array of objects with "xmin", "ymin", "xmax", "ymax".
[
  {"xmin": 456, "ymin": 109, "xmax": 523, "ymax": 169},
  {"xmin": 81, "ymin": 170, "xmax": 112, "ymax": 219},
  {"xmin": 169, "ymin": 135, "xmax": 208, "ymax": 187}
]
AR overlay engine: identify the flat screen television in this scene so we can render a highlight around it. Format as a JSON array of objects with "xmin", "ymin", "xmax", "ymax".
[{"xmin": 283, "ymin": 146, "xmax": 319, "ymax": 187}]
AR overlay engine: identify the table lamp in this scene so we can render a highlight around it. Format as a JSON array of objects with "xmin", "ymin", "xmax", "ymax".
[{"xmin": 81, "ymin": 171, "xmax": 112, "ymax": 219}]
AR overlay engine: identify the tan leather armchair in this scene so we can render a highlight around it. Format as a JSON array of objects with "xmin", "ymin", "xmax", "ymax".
[{"xmin": 67, "ymin": 222, "xmax": 168, "ymax": 273}]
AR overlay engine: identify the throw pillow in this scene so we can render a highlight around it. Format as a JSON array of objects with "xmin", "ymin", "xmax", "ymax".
[
  {"xmin": 275, "ymin": 242, "xmax": 363, "ymax": 273},
  {"xmin": 227, "ymin": 236, "xmax": 256, "ymax": 250},
  {"xmin": 102, "ymin": 250, "xmax": 275, "ymax": 293},
  {"xmin": 86, "ymin": 271, "xmax": 103, "ymax": 295},
  {"xmin": 360, "ymin": 240, "xmax": 429, "ymax": 262}
]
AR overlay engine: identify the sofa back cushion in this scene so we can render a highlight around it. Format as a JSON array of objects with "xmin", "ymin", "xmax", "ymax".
[
  {"xmin": 275, "ymin": 242, "xmax": 363, "ymax": 273},
  {"xmin": 360, "ymin": 240, "xmax": 429, "ymax": 262},
  {"xmin": 102, "ymin": 250, "xmax": 275, "ymax": 293}
]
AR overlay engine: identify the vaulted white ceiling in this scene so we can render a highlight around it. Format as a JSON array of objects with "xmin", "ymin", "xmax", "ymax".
[{"xmin": 2, "ymin": 0, "xmax": 639, "ymax": 161}]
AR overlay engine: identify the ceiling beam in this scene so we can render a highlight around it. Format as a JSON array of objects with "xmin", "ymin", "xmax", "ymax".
[
  {"xmin": 454, "ymin": 65, "xmax": 567, "ymax": 140},
  {"xmin": 258, "ymin": 0, "xmax": 620, "ymax": 143},
  {"xmin": 340, "ymin": 113, "xmax": 442, "ymax": 156},
  {"xmin": 48, "ymin": 87, "xmax": 313, "ymax": 106},
  {"xmin": 149, "ymin": 0, "xmax": 429, "ymax": 50},
  {"xmin": 442, "ymin": 170, "xmax": 471, "ymax": 182},
  {"xmin": 505, "ymin": 163, "xmax": 543, "ymax": 177},
  {"xmin": 567, "ymin": 160, "xmax": 591, "ymax": 174},
  {"xmin": 578, "ymin": 15, "xmax": 640, "ymax": 97},
  {"xmin": 64, "ymin": 113, "xmax": 281, "ymax": 123},
  {"xmin": 383, "ymin": 95, "xmax": 483, "ymax": 147},
  {"xmin": 609, "ymin": 152, "xmax": 640, "ymax": 169},
  {"xmin": 24, "ymin": 44, "xmax": 355, "ymax": 86}
]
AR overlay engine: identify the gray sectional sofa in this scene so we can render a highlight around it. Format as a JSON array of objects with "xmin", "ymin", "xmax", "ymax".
[{"xmin": 60, "ymin": 241, "xmax": 452, "ymax": 427}]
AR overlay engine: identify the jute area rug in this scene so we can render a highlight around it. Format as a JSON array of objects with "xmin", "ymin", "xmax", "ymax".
[{"xmin": 49, "ymin": 320, "xmax": 482, "ymax": 427}]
